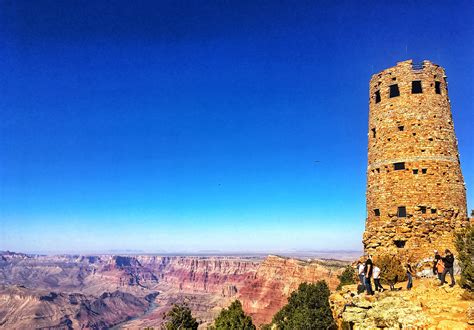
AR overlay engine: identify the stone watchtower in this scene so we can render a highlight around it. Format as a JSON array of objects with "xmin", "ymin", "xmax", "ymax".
[{"xmin": 363, "ymin": 60, "xmax": 468, "ymax": 260}]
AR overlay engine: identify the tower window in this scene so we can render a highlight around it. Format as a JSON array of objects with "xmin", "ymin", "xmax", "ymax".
[
  {"xmin": 374, "ymin": 90, "xmax": 381, "ymax": 103},
  {"xmin": 435, "ymin": 81, "xmax": 441, "ymax": 94},
  {"xmin": 397, "ymin": 206, "xmax": 407, "ymax": 217},
  {"xmin": 422, "ymin": 168, "xmax": 427, "ymax": 174},
  {"xmin": 398, "ymin": 125, "xmax": 404, "ymax": 131},
  {"xmin": 371, "ymin": 128, "xmax": 376, "ymax": 138},
  {"xmin": 389, "ymin": 84, "xmax": 400, "ymax": 98},
  {"xmin": 394, "ymin": 162, "xmax": 405, "ymax": 170},
  {"xmin": 420, "ymin": 206, "xmax": 427, "ymax": 214},
  {"xmin": 413, "ymin": 169, "xmax": 418, "ymax": 174},
  {"xmin": 394, "ymin": 240, "xmax": 406, "ymax": 248},
  {"xmin": 412, "ymin": 81, "xmax": 423, "ymax": 94},
  {"xmin": 431, "ymin": 208, "xmax": 437, "ymax": 214},
  {"xmin": 374, "ymin": 209, "xmax": 380, "ymax": 216}
]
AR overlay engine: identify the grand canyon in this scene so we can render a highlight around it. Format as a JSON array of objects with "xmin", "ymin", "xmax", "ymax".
[{"xmin": 0, "ymin": 251, "xmax": 351, "ymax": 328}]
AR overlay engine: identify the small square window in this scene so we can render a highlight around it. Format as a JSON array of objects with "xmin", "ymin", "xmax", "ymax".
[
  {"xmin": 374, "ymin": 90, "xmax": 381, "ymax": 103},
  {"xmin": 422, "ymin": 168, "xmax": 427, "ymax": 174},
  {"xmin": 398, "ymin": 125, "xmax": 404, "ymax": 131},
  {"xmin": 394, "ymin": 162, "xmax": 405, "ymax": 170},
  {"xmin": 435, "ymin": 81, "xmax": 441, "ymax": 94},
  {"xmin": 374, "ymin": 209, "xmax": 380, "ymax": 216},
  {"xmin": 431, "ymin": 208, "xmax": 437, "ymax": 214},
  {"xmin": 413, "ymin": 169, "xmax": 418, "ymax": 174},
  {"xmin": 394, "ymin": 240, "xmax": 406, "ymax": 248},
  {"xmin": 389, "ymin": 84, "xmax": 400, "ymax": 98},
  {"xmin": 420, "ymin": 206, "xmax": 426, "ymax": 214},
  {"xmin": 372, "ymin": 128, "xmax": 376, "ymax": 138},
  {"xmin": 412, "ymin": 81, "xmax": 423, "ymax": 94},
  {"xmin": 397, "ymin": 206, "xmax": 407, "ymax": 217}
]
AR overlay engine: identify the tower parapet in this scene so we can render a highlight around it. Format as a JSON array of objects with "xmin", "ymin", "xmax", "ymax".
[{"xmin": 363, "ymin": 60, "xmax": 468, "ymax": 260}]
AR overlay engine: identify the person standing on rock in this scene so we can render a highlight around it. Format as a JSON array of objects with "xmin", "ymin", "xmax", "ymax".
[
  {"xmin": 373, "ymin": 264, "xmax": 384, "ymax": 292},
  {"xmin": 358, "ymin": 261, "xmax": 366, "ymax": 289},
  {"xmin": 406, "ymin": 263, "xmax": 414, "ymax": 290},
  {"xmin": 364, "ymin": 256, "xmax": 374, "ymax": 295},
  {"xmin": 436, "ymin": 256, "xmax": 445, "ymax": 281},
  {"xmin": 440, "ymin": 249, "xmax": 455, "ymax": 287},
  {"xmin": 433, "ymin": 250, "xmax": 441, "ymax": 277}
]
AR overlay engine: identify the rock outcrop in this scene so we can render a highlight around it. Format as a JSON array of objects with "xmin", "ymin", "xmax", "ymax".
[{"xmin": 330, "ymin": 278, "xmax": 472, "ymax": 329}]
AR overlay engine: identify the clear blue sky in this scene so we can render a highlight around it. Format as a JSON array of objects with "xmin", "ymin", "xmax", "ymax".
[{"xmin": 1, "ymin": 0, "xmax": 473, "ymax": 254}]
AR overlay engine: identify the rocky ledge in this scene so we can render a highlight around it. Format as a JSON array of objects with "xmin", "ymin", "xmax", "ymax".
[{"xmin": 330, "ymin": 278, "xmax": 473, "ymax": 329}]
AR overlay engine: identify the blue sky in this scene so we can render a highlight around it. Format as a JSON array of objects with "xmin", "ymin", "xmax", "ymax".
[{"xmin": 0, "ymin": 0, "xmax": 473, "ymax": 254}]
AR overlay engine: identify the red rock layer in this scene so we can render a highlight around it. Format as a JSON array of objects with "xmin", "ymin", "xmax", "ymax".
[{"xmin": 238, "ymin": 255, "xmax": 342, "ymax": 325}]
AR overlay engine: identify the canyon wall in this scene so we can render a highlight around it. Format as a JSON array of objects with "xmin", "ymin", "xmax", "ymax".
[
  {"xmin": 0, "ymin": 252, "xmax": 347, "ymax": 328},
  {"xmin": 239, "ymin": 255, "xmax": 343, "ymax": 325}
]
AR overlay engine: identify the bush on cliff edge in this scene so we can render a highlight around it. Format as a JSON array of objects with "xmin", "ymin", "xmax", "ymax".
[
  {"xmin": 455, "ymin": 225, "xmax": 474, "ymax": 291},
  {"xmin": 211, "ymin": 300, "xmax": 255, "ymax": 330},
  {"xmin": 270, "ymin": 281, "xmax": 335, "ymax": 330},
  {"xmin": 337, "ymin": 265, "xmax": 356, "ymax": 290}
]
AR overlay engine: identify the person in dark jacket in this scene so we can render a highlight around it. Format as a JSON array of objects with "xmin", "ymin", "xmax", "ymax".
[
  {"xmin": 406, "ymin": 263, "xmax": 414, "ymax": 290},
  {"xmin": 433, "ymin": 250, "xmax": 441, "ymax": 276},
  {"xmin": 363, "ymin": 255, "xmax": 374, "ymax": 295},
  {"xmin": 440, "ymin": 249, "xmax": 455, "ymax": 287}
]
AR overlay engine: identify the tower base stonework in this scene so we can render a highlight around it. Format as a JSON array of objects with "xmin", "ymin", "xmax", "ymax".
[{"xmin": 363, "ymin": 206, "xmax": 466, "ymax": 261}]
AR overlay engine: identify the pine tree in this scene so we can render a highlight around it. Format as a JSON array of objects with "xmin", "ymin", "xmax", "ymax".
[
  {"xmin": 455, "ymin": 226, "xmax": 474, "ymax": 291},
  {"xmin": 337, "ymin": 265, "xmax": 356, "ymax": 290},
  {"xmin": 271, "ymin": 281, "xmax": 335, "ymax": 329},
  {"xmin": 212, "ymin": 300, "xmax": 255, "ymax": 330},
  {"xmin": 163, "ymin": 303, "xmax": 199, "ymax": 330}
]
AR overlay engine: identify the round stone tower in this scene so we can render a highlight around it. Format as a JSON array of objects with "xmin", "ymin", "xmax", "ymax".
[{"xmin": 363, "ymin": 59, "xmax": 468, "ymax": 260}]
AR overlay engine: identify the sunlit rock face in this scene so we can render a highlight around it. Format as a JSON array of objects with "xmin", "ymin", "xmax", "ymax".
[
  {"xmin": 238, "ymin": 255, "xmax": 343, "ymax": 325},
  {"xmin": 330, "ymin": 279, "xmax": 472, "ymax": 329}
]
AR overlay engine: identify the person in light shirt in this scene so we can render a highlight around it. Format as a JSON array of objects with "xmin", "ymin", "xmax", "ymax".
[
  {"xmin": 373, "ymin": 264, "xmax": 384, "ymax": 292},
  {"xmin": 357, "ymin": 262, "xmax": 365, "ymax": 289}
]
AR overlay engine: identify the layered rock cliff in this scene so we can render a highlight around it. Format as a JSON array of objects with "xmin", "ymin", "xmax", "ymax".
[
  {"xmin": 239, "ymin": 255, "xmax": 343, "ymax": 325},
  {"xmin": 0, "ymin": 252, "xmax": 347, "ymax": 328},
  {"xmin": 0, "ymin": 285, "xmax": 155, "ymax": 329}
]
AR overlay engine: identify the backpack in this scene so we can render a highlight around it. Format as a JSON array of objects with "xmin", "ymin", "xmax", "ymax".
[{"xmin": 437, "ymin": 260, "xmax": 445, "ymax": 273}]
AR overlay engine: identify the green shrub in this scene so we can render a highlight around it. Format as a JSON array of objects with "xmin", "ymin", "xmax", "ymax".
[
  {"xmin": 163, "ymin": 303, "xmax": 198, "ymax": 330},
  {"xmin": 336, "ymin": 265, "xmax": 356, "ymax": 290},
  {"xmin": 455, "ymin": 225, "xmax": 474, "ymax": 291},
  {"xmin": 375, "ymin": 253, "xmax": 406, "ymax": 288},
  {"xmin": 271, "ymin": 281, "xmax": 335, "ymax": 330},
  {"xmin": 212, "ymin": 300, "xmax": 255, "ymax": 330}
]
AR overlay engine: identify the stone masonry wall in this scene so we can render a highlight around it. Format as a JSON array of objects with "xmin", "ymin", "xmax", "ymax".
[{"xmin": 363, "ymin": 60, "xmax": 469, "ymax": 261}]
